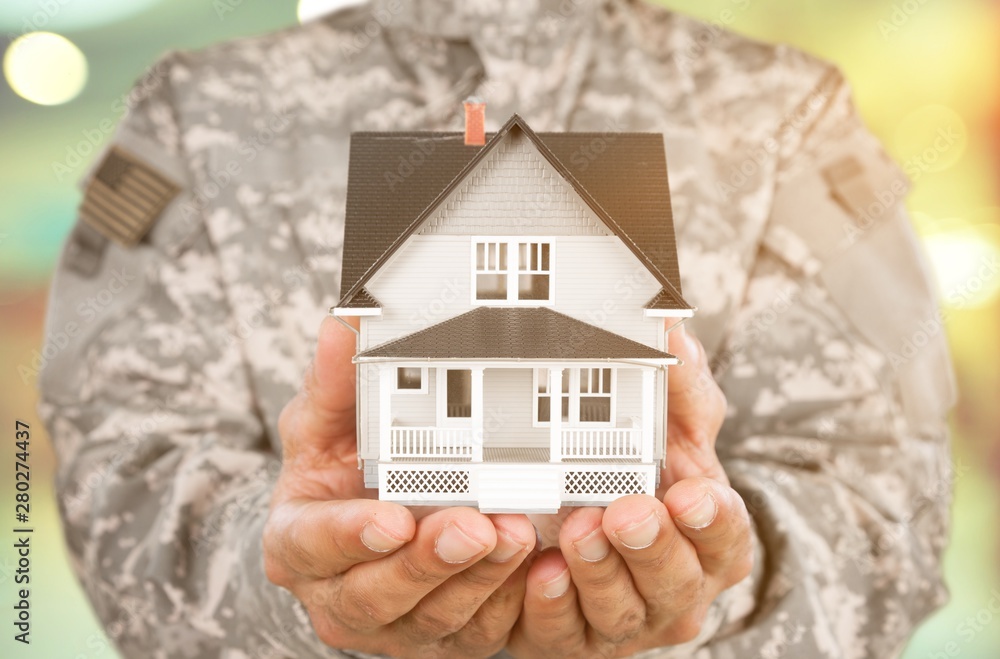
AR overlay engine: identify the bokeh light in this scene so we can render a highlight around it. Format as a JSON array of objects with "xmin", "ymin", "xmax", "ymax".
[
  {"xmin": 924, "ymin": 219, "xmax": 1000, "ymax": 310},
  {"xmin": 3, "ymin": 32, "xmax": 88, "ymax": 106},
  {"xmin": 298, "ymin": 0, "xmax": 364, "ymax": 24},
  {"xmin": 0, "ymin": 0, "xmax": 163, "ymax": 32}
]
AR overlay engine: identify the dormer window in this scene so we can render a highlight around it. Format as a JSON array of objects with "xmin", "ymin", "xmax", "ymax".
[{"xmin": 474, "ymin": 238, "xmax": 553, "ymax": 305}]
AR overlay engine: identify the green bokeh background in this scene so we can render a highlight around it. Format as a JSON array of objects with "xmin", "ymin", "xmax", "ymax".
[{"xmin": 1, "ymin": 1, "xmax": 997, "ymax": 657}]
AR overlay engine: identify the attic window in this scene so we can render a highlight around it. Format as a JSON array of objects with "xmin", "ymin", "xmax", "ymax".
[{"xmin": 474, "ymin": 238, "xmax": 553, "ymax": 305}]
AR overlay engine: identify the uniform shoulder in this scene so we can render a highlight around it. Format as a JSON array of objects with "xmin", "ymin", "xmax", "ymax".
[
  {"xmin": 634, "ymin": 4, "xmax": 841, "ymax": 118},
  {"xmin": 152, "ymin": 7, "xmax": 375, "ymax": 82}
]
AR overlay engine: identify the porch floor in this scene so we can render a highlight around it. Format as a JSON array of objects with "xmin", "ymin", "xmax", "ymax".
[{"xmin": 389, "ymin": 446, "xmax": 644, "ymax": 464}]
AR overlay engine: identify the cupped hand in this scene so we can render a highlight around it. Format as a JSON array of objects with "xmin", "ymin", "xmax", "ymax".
[
  {"xmin": 263, "ymin": 317, "xmax": 537, "ymax": 659},
  {"xmin": 508, "ymin": 325, "xmax": 753, "ymax": 658}
]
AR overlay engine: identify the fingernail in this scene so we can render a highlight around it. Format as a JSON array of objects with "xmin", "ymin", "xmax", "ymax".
[
  {"xmin": 435, "ymin": 523, "xmax": 488, "ymax": 564},
  {"xmin": 615, "ymin": 512, "xmax": 660, "ymax": 550},
  {"xmin": 542, "ymin": 569, "xmax": 571, "ymax": 599},
  {"xmin": 361, "ymin": 522, "xmax": 405, "ymax": 553},
  {"xmin": 573, "ymin": 527, "xmax": 611, "ymax": 562},
  {"xmin": 675, "ymin": 492, "xmax": 717, "ymax": 530},
  {"xmin": 486, "ymin": 531, "xmax": 528, "ymax": 564}
]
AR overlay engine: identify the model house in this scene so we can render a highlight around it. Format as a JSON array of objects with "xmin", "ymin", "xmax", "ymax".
[{"xmin": 333, "ymin": 101, "xmax": 692, "ymax": 513}]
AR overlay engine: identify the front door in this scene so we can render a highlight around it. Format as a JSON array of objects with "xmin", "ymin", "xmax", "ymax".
[{"xmin": 439, "ymin": 368, "xmax": 472, "ymax": 427}]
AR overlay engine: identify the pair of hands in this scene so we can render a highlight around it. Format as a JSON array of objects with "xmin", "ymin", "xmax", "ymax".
[{"xmin": 263, "ymin": 318, "xmax": 753, "ymax": 658}]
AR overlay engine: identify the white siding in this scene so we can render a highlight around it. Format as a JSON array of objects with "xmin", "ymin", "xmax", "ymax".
[
  {"xmin": 483, "ymin": 368, "xmax": 546, "ymax": 447},
  {"xmin": 365, "ymin": 235, "xmax": 661, "ymax": 349},
  {"xmin": 615, "ymin": 368, "xmax": 643, "ymax": 424}
]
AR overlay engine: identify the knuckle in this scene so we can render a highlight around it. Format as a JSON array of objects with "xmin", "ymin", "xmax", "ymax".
[
  {"xmin": 580, "ymin": 565, "xmax": 625, "ymax": 591},
  {"xmin": 459, "ymin": 564, "xmax": 505, "ymax": 589},
  {"xmin": 262, "ymin": 549, "xmax": 292, "ymax": 587},
  {"xmin": 407, "ymin": 608, "xmax": 468, "ymax": 643},
  {"xmin": 310, "ymin": 614, "xmax": 350, "ymax": 649},
  {"xmin": 602, "ymin": 608, "xmax": 645, "ymax": 645},
  {"xmin": 630, "ymin": 543, "xmax": 671, "ymax": 573},
  {"xmin": 681, "ymin": 570, "xmax": 707, "ymax": 600},
  {"xmin": 460, "ymin": 622, "xmax": 511, "ymax": 654},
  {"xmin": 396, "ymin": 551, "xmax": 444, "ymax": 587},
  {"xmin": 337, "ymin": 589, "xmax": 397, "ymax": 630},
  {"xmin": 262, "ymin": 518, "xmax": 297, "ymax": 586},
  {"xmin": 453, "ymin": 601, "xmax": 516, "ymax": 653},
  {"xmin": 667, "ymin": 610, "xmax": 705, "ymax": 644}
]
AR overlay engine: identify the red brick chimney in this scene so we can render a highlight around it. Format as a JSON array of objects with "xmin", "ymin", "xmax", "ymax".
[{"xmin": 463, "ymin": 96, "xmax": 486, "ymax": 146}]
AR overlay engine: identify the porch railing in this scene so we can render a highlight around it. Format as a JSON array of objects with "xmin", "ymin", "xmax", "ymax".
[
  {"xmin": 561, "ymin": 419, "xmax": 642, "ymax": 459},
  {"xmin": 390, "ymin": 426, "xmax": 474, "ymax": 459}
]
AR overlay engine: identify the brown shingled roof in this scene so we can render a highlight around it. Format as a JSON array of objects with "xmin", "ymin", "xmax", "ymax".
[
  {"xmin": 340, "ymin": 114, "xmax": 689, "ymax": 311},
  {"xmin": 355, "ymin": 307, "xmax": 676, "ymax": 362},
  {"xmin": 338, "ymin": 288, "xmax": 381, "ymax": 308}
]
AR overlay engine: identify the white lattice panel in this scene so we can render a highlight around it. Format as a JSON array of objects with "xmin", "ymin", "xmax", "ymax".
[
  {"xmin": 384, "ymin": 468, "xmax": 470, "ymax": 495},
  {"xmin": 564, "ymin": 469, "xmax": 647, "ymax": 495}
]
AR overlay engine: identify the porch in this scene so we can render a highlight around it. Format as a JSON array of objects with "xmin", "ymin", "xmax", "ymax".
[
  {"xmin": 385, "ymin": 428, "xmax": 648, "ymax": 463},
  {"xmin": 376, "ymin": 365, "xmax": 659, "ymax": 464}
]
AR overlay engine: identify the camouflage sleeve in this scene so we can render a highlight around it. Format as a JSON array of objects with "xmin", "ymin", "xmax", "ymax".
[
  {"xmin": 700, "ymin": 65, "xmax": 957, "ymax": 657},
  {"xmin": 37, "ymin": 53, "xmax": 344, "ymax": 659}
]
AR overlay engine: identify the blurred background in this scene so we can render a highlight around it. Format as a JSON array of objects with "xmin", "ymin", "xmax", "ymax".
[{"xmin": 1, "ymin": 0, "xmax": 997, "ymax": 656}]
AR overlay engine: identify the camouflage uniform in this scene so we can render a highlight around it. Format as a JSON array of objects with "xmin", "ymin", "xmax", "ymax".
[{"xmin": 38, "ymin": 0, "xmax": 956, "ymax": 657}]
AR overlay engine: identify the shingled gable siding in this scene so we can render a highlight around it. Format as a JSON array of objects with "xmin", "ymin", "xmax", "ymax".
[{"xmin": 418, "ymin": 130, "xmax": 612, "ymax": 236}]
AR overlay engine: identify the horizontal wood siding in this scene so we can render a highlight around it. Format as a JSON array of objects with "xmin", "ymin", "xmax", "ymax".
[
  {"xmin": 483, "ymin": 368, "xmax": 547, "ymax": 447},
  {"xmin": 365, "ymin": 235, "xmax": 661, "ymax": 349},
  {"xmin": 615, "ymin": 368, "xmax": 642, "ymax": 423}
]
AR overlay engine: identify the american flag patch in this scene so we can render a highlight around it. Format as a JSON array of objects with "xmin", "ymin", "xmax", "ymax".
[{"xmin": 80, "ymin": 147, "xmax": 179, "ymax": 247}]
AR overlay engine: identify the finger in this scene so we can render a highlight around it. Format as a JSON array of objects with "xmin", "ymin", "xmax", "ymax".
[
  {"xmin": 263, "ymin": 498, "xmax": 415, "ymax": 581},
  {"xmin": 322, "ymin": 507, "xmax": 497, "ymax": 633},
  {"xmin": 400, "ymin": 515, "xmax": 535, "ymax": 644},
  {"xmin": 508, "ymin": 548, "xmax": 587, "ymax": 658},
  {"xmin": 446, "ymin": 516, "xmax": 538, "ymax": 656},
  {"xmin": 279, "ymin": 316, "xmax": 359, "ymax": 458},
  {"xmin": 666, "ymin": 323, "xmax": 728, "ymax": 481},
  {"xmin": 663, "ymin": 477, "xmax": 754, "ymax": 588},
  {"xmin": 559, "ymin": 507, "xmax": 647, "ymax": 644},
  {"xmin": 602, "ymin": 494, "xmax": 705, "ymax": 632}
]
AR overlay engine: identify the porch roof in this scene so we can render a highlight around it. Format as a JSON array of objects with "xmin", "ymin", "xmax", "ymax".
[{"xmin": 355, "ymin": 307, "xmax": 675, "ymax": 362}]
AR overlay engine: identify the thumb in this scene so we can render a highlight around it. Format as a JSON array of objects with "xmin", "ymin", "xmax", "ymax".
[
  {"xmin": 666, "ymin": 323, "xmax": 726, "ymax": 436},
  {"xmin": 664, "ymin": 324, "xmax": 728, "ymax": 484},
  {"xmin": 279, "ymin": 316, "xmax": 359, "ymax": 459}
]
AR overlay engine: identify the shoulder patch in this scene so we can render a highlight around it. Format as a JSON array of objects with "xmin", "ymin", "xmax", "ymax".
[
  {"xmin": 80, "ymin": 147, "xmax": 180, "ymax": 247},
  {"xmin": 821, "ymin": 156, "xmax": 874, "ymax": 225}
]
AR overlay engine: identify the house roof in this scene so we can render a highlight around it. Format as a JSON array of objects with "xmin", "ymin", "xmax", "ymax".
[
  {"xmin": 338, "ymin": 288, "xmax": 381, "ymax": 309},
  {"xmin": 339, "ymin": 114, "xmax": 689, "ymax": 310},
  {"xmin": 355, "ymin": 307, "xmax": 676, "ymax": 362}
]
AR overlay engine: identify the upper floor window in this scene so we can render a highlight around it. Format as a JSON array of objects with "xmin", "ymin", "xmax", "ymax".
[{"xmin": 474, "ymin": 238, "xmax": 553, "ymax": 304}]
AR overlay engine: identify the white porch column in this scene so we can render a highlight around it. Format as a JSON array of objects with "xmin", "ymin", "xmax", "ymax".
[
  {"xmin": 641, "ymin": 368, "xmax": 655, "ymax": 463},
  {"xmin": 471, "ymin": 367, "xmax": 485, "ymax": 463},
  {"xmin": 379, "ymin": 365, "xmax": 393, "ymax": 462},
  {"xmin": 549, "ymin": 368, "xmax": 563, "ymax": 463}
]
